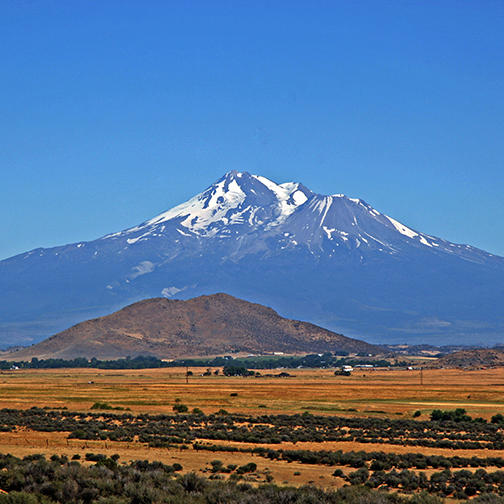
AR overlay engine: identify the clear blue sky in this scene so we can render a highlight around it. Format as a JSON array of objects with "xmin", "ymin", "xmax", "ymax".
[{"xmin": 1, "ymin": 1, "xmax": 503, "ymax": 260}]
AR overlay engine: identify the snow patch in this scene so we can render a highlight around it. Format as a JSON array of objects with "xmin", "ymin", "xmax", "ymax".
[
  {"xmin": 322, "ymin": 226, "xmax": 335, "ymax": 239},
  {"xmin": 419, "ymin": 236, "xmax": 433, "ymax": 247},
  {"xmin": 126, "ymin": 230, "xmax": 155, "ymax": 244},
  {"xmin": 319, "ymin": 197, "xmax": 333, "ymax": 225},
  {"xmin": 254, "ymin": 175, "xmax": 308, "ymax": 225},
  {"xmin": 129, "ymin": 261, "xmax": 155, "ymax": 279},
  {"xmin": 103, "ymin": 231, "xmax": 121, "ymax": 239},
  {"xmin": 292, "ymin": 190, "xmax": 308, "ymax": 206},
  {"xmin": 135, "ymin": 177, "xmax": 246, "ymax": 233},
  {"xmin": 385, "ymin": 216, "xmax": 418, "ymax": 239},
  {"xmin": 363, "ymin": 232, "xmax": 389, "ymax": 248}
]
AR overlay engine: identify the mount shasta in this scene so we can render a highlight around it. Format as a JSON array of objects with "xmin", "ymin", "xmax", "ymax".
[{"xmin": 1, "ymin": 171, "xmax": 503, "ymax": 347}]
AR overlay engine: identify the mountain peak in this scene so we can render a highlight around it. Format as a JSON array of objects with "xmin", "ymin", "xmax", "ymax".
[
  {"xmin": 223, "ymin": 169, "xmax": 249, "ymax": 177},
  {"xmin": 218, "ymin": 169, "xmax": 252, "ymax": 184},
  {"xmin": 119, "ymin": 172, "xmax": 313, "ymax": 239}
]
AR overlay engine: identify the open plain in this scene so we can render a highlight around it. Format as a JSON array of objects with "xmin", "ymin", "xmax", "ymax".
[
  {"xmin": 2, "ymin": 366, "xmax": 504, "ymax": 494},
  {"xmin": 2, "ymin": 366, "xmax": 504, "ymax": 418}
]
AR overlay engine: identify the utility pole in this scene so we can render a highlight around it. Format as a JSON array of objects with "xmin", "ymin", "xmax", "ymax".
[
  {"xmin": 186, "ymin": 366, "xmax": 189, "ymax": 385},
  {"xmin": 420, "ymin": 367, "xmax": 423, "ymax": 386}
]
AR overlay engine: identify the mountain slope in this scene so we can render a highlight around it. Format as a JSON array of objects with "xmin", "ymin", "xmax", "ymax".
[
  {"xmin": 3, "ymin": 293, "xmax": 380, "ymax": 359},
  {"xmin": 1, "ymin": 171, "xmax": 503, "ymax": 346},
  {"xmin": 435, "ymin": 349, "xmax": 504, "ymax": 369}
]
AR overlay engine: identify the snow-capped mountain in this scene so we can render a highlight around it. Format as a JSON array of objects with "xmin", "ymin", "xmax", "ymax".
[
  {"xmin": 100, "ymin": 170, "xmax": 492, "ymax": 261},
  {"xmin": 1, "ymin": 171, "xmax": 503, "ymax": 347}
]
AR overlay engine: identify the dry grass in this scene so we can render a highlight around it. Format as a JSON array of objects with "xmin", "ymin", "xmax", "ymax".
[
  {"xmin": 2, "ymin": 366, "xmax": 504, "ymax": 489},
  {"xmin": 1, "ymin": 366, "xmax": 504, "ymax": 419}
]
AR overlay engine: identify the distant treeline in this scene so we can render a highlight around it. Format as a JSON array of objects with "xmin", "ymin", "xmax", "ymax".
[
  {"xmin": 161, "ymin": 353, "xmax": 395, "ymax": 369},
  {"xmin": 0, "ymin": 356, "xmax": 167, "ymax": 370},
  {"xmin": 0, "ymin": 353, "xmax": 397, "ymax": 370}
]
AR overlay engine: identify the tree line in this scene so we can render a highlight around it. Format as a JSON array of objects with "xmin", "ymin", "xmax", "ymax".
[{"xmin": 0, "ymin": 353, "xmax": 398, "ymax": 370}]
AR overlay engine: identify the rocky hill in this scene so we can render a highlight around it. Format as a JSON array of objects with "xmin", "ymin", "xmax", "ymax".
[
  {"xmin": 2, "ymin": 293, "xmax": 381, "ymax": 360},
  {"xmin": 436, "ymin": 349, "xmax": 504, "ymax": 368}
]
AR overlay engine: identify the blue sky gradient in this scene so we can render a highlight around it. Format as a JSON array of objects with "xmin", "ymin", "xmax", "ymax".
[{"xmin": 1, "ymin": 1, "xmax": 503, "ymax": 260}]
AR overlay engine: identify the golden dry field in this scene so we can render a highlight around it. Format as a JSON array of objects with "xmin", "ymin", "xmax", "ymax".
[
  {"xmin": 2, "ymin": 366, "xmax": 504, "ymax": 490},
  {"xmin": 1, "ymin": 366, "xmax": 504, "ymax": 418}
]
